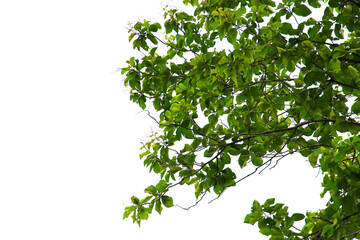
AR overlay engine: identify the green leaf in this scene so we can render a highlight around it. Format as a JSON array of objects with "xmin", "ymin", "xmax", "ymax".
[
  {"xmin": 321, "ymin": 224, "xmax": 335, "ymax": 237},
  {"xmin": 227, "ymin": 28, "xmax": 238, "ymax": 45},
  {"xmin": 251, "ymin": 145, "xmax": 266, "ymax": 155},
  {"xmin": 309, "ymin": 153, "xmax": 318, "ymax": 167},
  {"xmin": 214, "ymin": 185, "xmax": 224, "ymax": 194},
  {"xmin": 231, "ymin": 69, "xmax": 238, "ymax": 88},
  {"xmin": 218, "ymin": 24, "xmax": 226, "ymax": 40},
  {"xmin": 334, "ymin": 24, "xmax": 344, "ymax": 39},
  {"xmin": 138, "ymin": 207, "xmax": 149, "ymax": 220},
  {"xmin": 252, "ymin": 200, "xmax": 262, "ymax": 212},
  {"xmin": 264, "ymin": 198, "xmax": 275, "ymax": 207},
  {"xmin": 228, "ymin": 146, "xmax": 241, "ymax": 156},
  {"xmin": 156, "ymin": 180, "xmax": 169, "ymax": 192},
  {"xmin": 308, "ymin": 0, "xmax": 321, "ymax": 8},
  {"xmin": 293, "ymin": 4, "xmax": 312, "ymax": 17},
  {"xmin": 144, "ymin": 185, "xmax": 157, "ymax": 195},
  {"xmin": 244, "ymin": 212, "xmax": 262, "ymax": 225},
  {"xmin": 123, "ymin": 206, "xmax": 137, "ymax": 219},
  {"xmin": 218, "ymin": 56, "xmax": 228, "ymax": 65},
  {"xmin": 302, "ymin": 222, "xmax": 314, "ymax": 234},
  {"xmin": 259, "ymin": 227, "xmax": 281, "ymax": 236},
  {"xmin": 304, "ymin": 71, "xmax": 325, "ymax": 86},
  {"xmin": 161, "ymin": 196, "xmax": 174, "ymax": 208},
  {"xmin": 287, "ymin": 59, "xmax": 296, "ymax": 72},
  {"xmin": 149, "ymin": 23, "xmax": 161, "ymax": 32},
  {"xmin": 148, "ymin": 34, "xmax": 158, "ymax": 44},
  {"xmin": 155, "ymin": 199, "xmax": 163, "ymax": 214},
  {"xmin": 291, "ymin": 213, "xmax": 305, "ymax": 221},
  {"xmin": 251, "ymin": 157, "xmax": 263, "ymax": 166},
  {"xmin": 131, "ymin": 196, "xmax": 140, "ymax": 205},
  {"xmin": 341, "ymin": 195, "xmax": 357, "ymax": 214},
  {"xmin": 351, "ymin": 100, "xmax": 360, "ymax": 114},
  {"xmin": 323, "ymin": 7, "xmax": 334, "ymax": 21},
  {"xmin": 348, "ymin": 65, "xmax": 359, "ymax": 77},
  {"xmin": 327, "ymin": 59, "xmax": 341, "ymax": 72},
  {"xmin": 141, "ymin": 196, "xmax": 153, "ymax": 204},
  {"xmin": 238, "ymin": 155, "xmax": 248, "ymax": 168},
  {"xmin": 223, "ymin": 153, "xmax": 231, "ymax": 164},
  {"xmin": 279, "ymin": 23, "xmax": 297, "ymax": 35},
  {"xmin": 152, "ymin": 162, "xmax": 162, "ymax": 173},
  {"xmin": 204, "ymin": 148, "xmax": 216, "ymax": 157}
]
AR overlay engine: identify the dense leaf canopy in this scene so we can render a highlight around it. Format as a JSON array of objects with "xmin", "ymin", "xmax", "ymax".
[{"xmin": 122, "ymin": 0, "xmax": 360, "ymax": 238}]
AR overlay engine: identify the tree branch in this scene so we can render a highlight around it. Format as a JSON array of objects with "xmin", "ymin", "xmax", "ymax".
[
  {"xmin": 328, "ymin": 77, "xmax": 360, "ymax": 90},
  {"xmin": 343, "ymin": 0, "xmax": 360, "ymax": 8},
  {"xmin": 339, "ymin": 57, "xmax": 360, "ymax": 64},
  {"xmin": 176, "ymin": 191, "xmax": 207, "ymax": 211},
  {"xmin": 229, "ymin": 118, "xmax": 337, "ymax": 146}
]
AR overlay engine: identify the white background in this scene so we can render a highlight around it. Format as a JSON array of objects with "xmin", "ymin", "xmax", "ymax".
[{"xmin": 0, "ymin": 1, "xmax": 327, "ymax": 239}]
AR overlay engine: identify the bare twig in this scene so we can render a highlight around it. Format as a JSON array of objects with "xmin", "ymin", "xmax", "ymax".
[
  {"xmin": 176, "ymin": 191, "xmax": 207, "ymax": 210},
  {"xmin": 140, "ymin": 110, "xmax": 160, "ymax": 124}
]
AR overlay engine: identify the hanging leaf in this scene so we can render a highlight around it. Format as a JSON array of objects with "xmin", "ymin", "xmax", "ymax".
[{"xmin": 293, "ymin": 4, "xmax": 311, "ymax": 17}]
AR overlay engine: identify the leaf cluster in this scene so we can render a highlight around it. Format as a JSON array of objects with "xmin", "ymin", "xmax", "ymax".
[{"xmin": 122, "ymin": 0, "xmax": 360, "ymax": 238}]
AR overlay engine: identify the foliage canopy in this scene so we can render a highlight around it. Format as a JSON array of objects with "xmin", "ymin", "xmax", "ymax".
[{"xmin": 122, "ymin": 0, "xmax": 360, "ymax": 238}]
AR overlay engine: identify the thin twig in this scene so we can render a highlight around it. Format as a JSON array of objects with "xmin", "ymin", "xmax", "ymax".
[{"xmin": 176, "ymin": 191, "xmax": 207, "ymax": 211}]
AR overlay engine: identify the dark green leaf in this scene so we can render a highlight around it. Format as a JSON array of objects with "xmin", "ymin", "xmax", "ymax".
[
  {"xmin": 293, "ymin": 4, "xmax": 312, "ymax": 17},
  {"xmin": 351, "ymin": 100, "xmax": 360, "ymax": 114},
  {"xmin": 251, "ymin": 157, "xmax": 263, "ymax": 166},
  {"xmin": 341, "ymin": 195, "xmax": 357, "ymax": 214},
  {"xmin": 131, "ymin": 196, "xmax": 140, "ymax": 205},
  {"xmin": 161, "ymin": 196, "xmax": 174, "ymax": 208},
  {"xmin": 292, "ymin": 213, "xmax": 305, "ymax": 221},
  {"xmin": 123, "ymin": 0, "xmax": 360, "ymax": 234}
]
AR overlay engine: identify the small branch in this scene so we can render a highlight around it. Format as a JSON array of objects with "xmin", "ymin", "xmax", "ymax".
[
  {"xmin": 208, "ymin": 187, "xmax": 228, "ymax": 204},
  {"xmin": 339, "ymin": 57, "xmax": 360, "ymax": 64},
  {"xmin": 310, "ymin": 40, "xmax": 339, "ymax": 47},
  {"xmin": 140, "ymin": 110, "xmax": 160, "ymax": 124},
  {"xmin": 168, "ymin": 147, "xmax": 180, "ymax": 155},
  {"xmin": 290, "ymin": 225, "xmax": 303, "ymax": 233},
  {"xmin": 345, "ymin": 0, "xmax": 360, "ymax": 8},
  {"xmin": 235, "ymin": 159, "xmax": 273, "ymax": 184},
  {"xmin": 237, "ymin": 79, "xmax": 296, "ymax": 91},
  {"xmin": 267, "ymin": 128, "xmax": 297, "ymax": 170},
  {"xmin": 328, "ymin": 77, "xmax": 360, "ymax": 90},
  {"xmin": 168, "ymin": 147, "xmax": 227, "ymax": 190},
  {"xmin": 229, "ymin": 118, "xmax": 337, "ymax": 146},
  {"xmin": 340, "ymin": 230, "xmax": 360, "ymax": 239},
  {"xmin": 154, "ymin": 34, "xmax": 199, "ymax": 57},
  {"xmin": 134, "ymin": 68, "xmax": 191, "ymax": 80},
  {"xmin": 176, "ymin": 191, "xmax": 207, "ymax": 210},
  {"xmin": 268, "ymin": 152, "xmax": 291, "ymax": 170}
]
